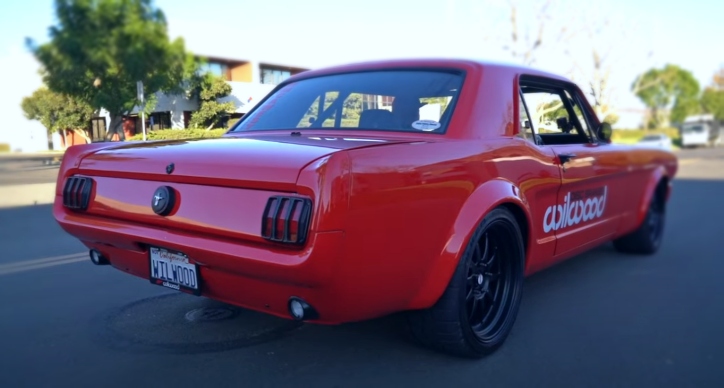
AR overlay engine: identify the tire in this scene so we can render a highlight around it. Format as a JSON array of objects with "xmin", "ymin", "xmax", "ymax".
[
  {"xmin": 613, "ymin": 187, "xmax": 666, "ymax": 255},
  {"xmin": 407, "ymin": 207, "xmax": 525, "ymax": 358}
]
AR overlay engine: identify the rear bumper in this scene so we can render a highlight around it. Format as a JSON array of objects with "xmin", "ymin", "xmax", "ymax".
[{"xmin": 53, "ymin": 201, "xmax": 350, "ymax": 323}]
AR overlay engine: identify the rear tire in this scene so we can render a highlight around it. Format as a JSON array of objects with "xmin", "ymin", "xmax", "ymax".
[
  {"xmin": 613, "ymin": 186, "xmax": 666, "ymax": 255},
  {"xmin": 407, "ymin": 207, "xmax": 525, "ymax": 358}
]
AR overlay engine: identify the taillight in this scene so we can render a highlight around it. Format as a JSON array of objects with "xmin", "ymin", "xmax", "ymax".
[
  {"xmin": 62, "ymin": 176, "xmax": 94, "ymax": 210},
  {"xmin": 261, "ymin": 196, "xmax": 312, "ymax": 244}
]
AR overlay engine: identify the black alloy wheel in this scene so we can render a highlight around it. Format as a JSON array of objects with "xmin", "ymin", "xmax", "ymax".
[
  {"xmin": 407, "ymin": 207, "xmax": 525, "ymax": 358},
  {"xmin": 613, "ymin": 185, "xmax": 667, "ymax": 255},
  {"xmin": 465, "ymin": 221, "xmax": 520, "ymax": 345}
]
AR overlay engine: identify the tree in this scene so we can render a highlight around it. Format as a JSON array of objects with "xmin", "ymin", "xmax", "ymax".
[
  {"xmin": 21, "ymin": 87, "xmax": 95, "ymax": 146},
  {"xmin": 499, "ymin": 0, "xmax": 573, "ymax": 66},
  {"xmin": 26, "ymin": 0, "xmax": 196, "ymax": 141},
  {"xmin": 701, "ymin": 89, "xmax": 724, "ymax": 121},
  {"xmin": 493, "ymin": 0, "xmax": 627, "ymax": 125},
  {"xmin": 188, "ymin": 72, "xmax": 236, "ymax": 129},
  {"xmin": 711, "ymin": 66, "xmax": 724, "ymax": 91},
  {"xmin": 632, "ymin": 64, "xmax": 700, "ymax": 128}
]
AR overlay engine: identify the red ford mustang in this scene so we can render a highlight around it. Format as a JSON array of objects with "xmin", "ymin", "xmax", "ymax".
[{"xmin": 54, "ymin": 59, "xmax": 678, "ymax": 358}]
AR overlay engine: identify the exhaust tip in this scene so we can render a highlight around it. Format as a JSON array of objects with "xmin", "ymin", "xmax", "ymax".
[
  {"xmin": 89, "ymin": 249, "xmax": 110, "ymax": 265},
  {"xmin": 288, "ymin": 297, "xmax": 318, "ymax": 321}
]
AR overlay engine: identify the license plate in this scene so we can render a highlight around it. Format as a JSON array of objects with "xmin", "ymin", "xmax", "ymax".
[{"xmin": 148, "ymin": 246, "xmax": 201, "ymax": 295}]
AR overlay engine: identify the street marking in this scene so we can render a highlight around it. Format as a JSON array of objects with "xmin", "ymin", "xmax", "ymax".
[
  {"xmin": 0, "ymin": 252, "xmax": 87, "ymax": 276},
  {"xmin": 678, "ymin": 159, "xmax": 699, "ymax": 165}
]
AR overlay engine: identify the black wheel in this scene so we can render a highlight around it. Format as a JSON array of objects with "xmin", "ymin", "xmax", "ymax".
[
  {"xmin": 407, "ymin": 207, "xmax": 525, "ymax": 358},
  {"xmin": 613, "ymin": 187, "xmax": 666, "ymax": 255}
]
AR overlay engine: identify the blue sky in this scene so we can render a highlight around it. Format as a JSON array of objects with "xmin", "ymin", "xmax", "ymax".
[{"xmin": 1, "ymin": 0, "xmax": 721, "ymax": 150}]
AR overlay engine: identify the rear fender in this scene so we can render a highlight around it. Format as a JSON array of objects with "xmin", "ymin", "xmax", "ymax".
[
  {"xmin": 55, "ymin": 142, "xmax": 126, "ymax": 196},
  {"xmin": 405, "ymin": 178, "xmax": 531, "ymax": 310}
]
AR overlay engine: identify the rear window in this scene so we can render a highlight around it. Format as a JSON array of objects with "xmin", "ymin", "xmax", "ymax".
[{"xmin": 232, "ymin": 70, "xmax": 465, "ymax": 134}]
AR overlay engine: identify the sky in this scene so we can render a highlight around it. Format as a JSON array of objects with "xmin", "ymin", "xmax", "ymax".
[{"xmin": 1, "ymin": 0, "xmax": 722, "ymax": 151}]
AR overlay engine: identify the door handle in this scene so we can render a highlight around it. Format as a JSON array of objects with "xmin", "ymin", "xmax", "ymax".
[{"xmin": 559, "ymin": 153, "xmax": 576, "ymax": 164}]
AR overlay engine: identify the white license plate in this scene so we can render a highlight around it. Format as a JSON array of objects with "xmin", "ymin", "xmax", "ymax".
[{"xmin": 148, "ymin": 247, "xmax": 200, "ymax": 294}]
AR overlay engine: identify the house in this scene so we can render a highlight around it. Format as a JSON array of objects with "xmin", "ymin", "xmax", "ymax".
[{"xmin": 55, "ymin": 56, "xmax": 309, "ymax": 147}]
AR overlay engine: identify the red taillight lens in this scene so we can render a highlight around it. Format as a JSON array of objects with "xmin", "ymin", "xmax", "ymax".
[
  {"xmin": 62, "ymin": 176, "xmax": 94, "ymax": 210},
  {"xmin": 261, "ymin": 196, "xmax": 312, "ymax": 244}
]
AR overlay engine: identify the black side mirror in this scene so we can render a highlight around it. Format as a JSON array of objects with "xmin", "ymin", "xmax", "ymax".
[{"xmin": 599, "ymin": 122, "xmax": 612, "ymax": 142}]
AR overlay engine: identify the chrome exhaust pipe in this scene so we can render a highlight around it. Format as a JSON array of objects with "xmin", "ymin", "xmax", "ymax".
[
  {"xmin": 89, "ymin": 249, "xmax": 110, "ymax": 265},
  {"xmin": 288, "ymin": 297, "xmax": 319, "ymax": 321}
]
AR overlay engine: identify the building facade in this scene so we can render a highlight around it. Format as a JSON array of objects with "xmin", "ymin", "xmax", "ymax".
[{"xmin": 55, "ymin": 56, "xmax": 308, "ymax": 147}]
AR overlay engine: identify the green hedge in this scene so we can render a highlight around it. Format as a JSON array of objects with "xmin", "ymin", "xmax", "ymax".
[
  {"xmin": 0, "ymin": 143, "xmax": 9, "ymax": 152},
  {"xmin": 127, "ymin": 128, "xmax": 227, "ymax": 141},
  {"xmin": 611, "ymin": 128, "xmax": 680, "ymax": 144}
]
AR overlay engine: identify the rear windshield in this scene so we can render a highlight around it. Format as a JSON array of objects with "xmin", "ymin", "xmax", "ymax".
[{"xmin": 232, "ymin": 70, "xmax": 465, "ymax": 134}]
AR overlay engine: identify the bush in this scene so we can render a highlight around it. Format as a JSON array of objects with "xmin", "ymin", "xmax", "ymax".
[
  {"xmin": 0, "ymin": 143, "xmax": 9, "ymax": 152},
  {"xmin": 127, "ymin": 128, "xmax": 227, "ymax": 141}
]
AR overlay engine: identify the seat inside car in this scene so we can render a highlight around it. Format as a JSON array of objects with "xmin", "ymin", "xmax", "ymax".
[{"xmin": 358, "ymin": 109, "xmax": 394, "ymax": 129}]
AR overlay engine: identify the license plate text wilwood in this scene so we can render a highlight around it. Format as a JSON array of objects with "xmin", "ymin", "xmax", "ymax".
[{"xmin": 148, "ymin": 246, "xmax": 201, "ymax": 295}]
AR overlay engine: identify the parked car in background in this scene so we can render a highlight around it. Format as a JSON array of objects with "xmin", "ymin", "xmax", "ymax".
[
  {"xmin": 53, "ymin": 58, "xmax": 678, "ymax": 359},
  {"xmin": 680, "ymin": 114, "xmax": 722, "ymax": 148},
  {"xmin": 637, "ymin": 133, "xmax": 673, "ymax": 151}
]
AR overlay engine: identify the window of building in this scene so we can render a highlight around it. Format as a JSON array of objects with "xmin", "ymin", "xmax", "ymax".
[
  {"xmin": 200, "ymin": 61, "xmax": 229, "ymax": 80},
  {"xmin": 261, "ymin": 67, "xmax": 292, "ymax": 85},
  {"xmin": 147, "ymin": 112, "xmax": 172, "ymax": 131},
  {"xmin": 89, "ymin": 117, "xmax": 107, "ymax": 141}
]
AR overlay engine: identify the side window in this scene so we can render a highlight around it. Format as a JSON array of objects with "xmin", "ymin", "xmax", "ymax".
[
  {"xmin": 522, "ymin": 90, "xmax": 570, "ymax": 134},
  {"xmin": 520, "ymin": 81, "xmax": 594, "ymax": 145},
  {"xmin": 564, "ymin": 90, "xmax": 593, "ymax": 137}
]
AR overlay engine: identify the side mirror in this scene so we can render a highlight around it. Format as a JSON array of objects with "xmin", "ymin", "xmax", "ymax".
[{"xmin": 599, "ymin": 122, "xmax": 612, "ymax": 142}]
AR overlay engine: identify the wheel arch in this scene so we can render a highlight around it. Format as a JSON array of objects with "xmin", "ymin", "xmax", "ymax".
[
  {"xmin": 635, "ymin": 166, "xmax": 671, "ymax": 228},
  {"xmin": 404, "ymin": 178, "xmax": 532, "ymax": 310}
]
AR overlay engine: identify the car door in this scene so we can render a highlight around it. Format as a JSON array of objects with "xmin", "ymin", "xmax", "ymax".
[{"xmin": 520, "ymin": 75, "xmax": 628, "ymax": 258}]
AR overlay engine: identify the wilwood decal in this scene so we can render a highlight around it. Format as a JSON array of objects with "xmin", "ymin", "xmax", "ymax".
[{"xmin": 543, "ymin": 186, "xmax": 608, "ymax": 233}]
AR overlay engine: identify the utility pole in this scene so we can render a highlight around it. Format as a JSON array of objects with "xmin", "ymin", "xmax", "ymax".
[{"xmin": 137, "ymin": 81, "xmax": 147, "ymax": 141}]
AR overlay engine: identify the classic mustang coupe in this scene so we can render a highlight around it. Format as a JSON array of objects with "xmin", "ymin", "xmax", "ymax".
[{"xmin": 54, "ymin": 59, "xmax": 678, "ymax": 358}]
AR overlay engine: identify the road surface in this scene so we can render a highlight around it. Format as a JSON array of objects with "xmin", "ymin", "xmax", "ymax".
[{"xmin": 0, "ymin": 147, "xmax": 723, "ymax": 387}]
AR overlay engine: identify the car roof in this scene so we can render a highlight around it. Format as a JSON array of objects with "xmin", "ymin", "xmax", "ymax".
[{"xmin": 283, "ymin": 57, "xmax": 571, "ymax": 84}]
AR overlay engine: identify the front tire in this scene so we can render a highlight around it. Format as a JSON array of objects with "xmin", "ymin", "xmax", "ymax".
[
  {"xmin": 613, "ymin": 187, "xmax": 666, "ymax": 255},
  {"xmin": 407, "ymin": 207, "xmax": 525, "ymax": 358}
]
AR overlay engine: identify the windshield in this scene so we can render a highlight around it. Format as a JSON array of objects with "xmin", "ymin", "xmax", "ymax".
[
  {"xmin": 682, "ymin": 125, "xmax": 704, "ymax": 134},
  {"xmin": 232, "ymin": 70, "xmax": 465, "ymax": 134}
]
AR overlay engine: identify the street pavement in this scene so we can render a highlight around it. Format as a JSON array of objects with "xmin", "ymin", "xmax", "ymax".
[{"xmin": 1, "ymin": 147, "xmax": 723, "ymax": 387}]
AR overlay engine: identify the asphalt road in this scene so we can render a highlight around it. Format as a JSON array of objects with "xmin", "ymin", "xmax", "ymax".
[
  {"xmin": 1, "ymin": 147, "xmax": 723, "ymax": 387},
  {"xmin": 0, "ymin": 156, "xmax": 61, "ymax": 187}
]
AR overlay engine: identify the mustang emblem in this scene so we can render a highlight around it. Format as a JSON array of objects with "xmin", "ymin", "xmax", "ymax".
[
  {"xmin": 166, "ymin": 163, "xmax": 175, "ymax": 174},
  {"xmin": 151, "ymin": 186, "xmax": 175, "ymax": 216},
  {"xmin": 153, "ymin": 193, "xmax": 164, "ymax": 207}
]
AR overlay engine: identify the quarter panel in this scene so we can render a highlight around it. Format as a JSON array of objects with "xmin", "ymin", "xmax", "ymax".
[{"xmin": 328, "ymin": 138, "xmax": 562, "ymax": 313}]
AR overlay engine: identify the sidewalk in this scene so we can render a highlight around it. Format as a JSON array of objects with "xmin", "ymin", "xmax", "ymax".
[
  {"xmin": 0, "ymin": 151, "xmax": 64, "ymax": 163},
  {"xmin": 0, "ymin": 182, "xmax": 57, "ymax": 208}
]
